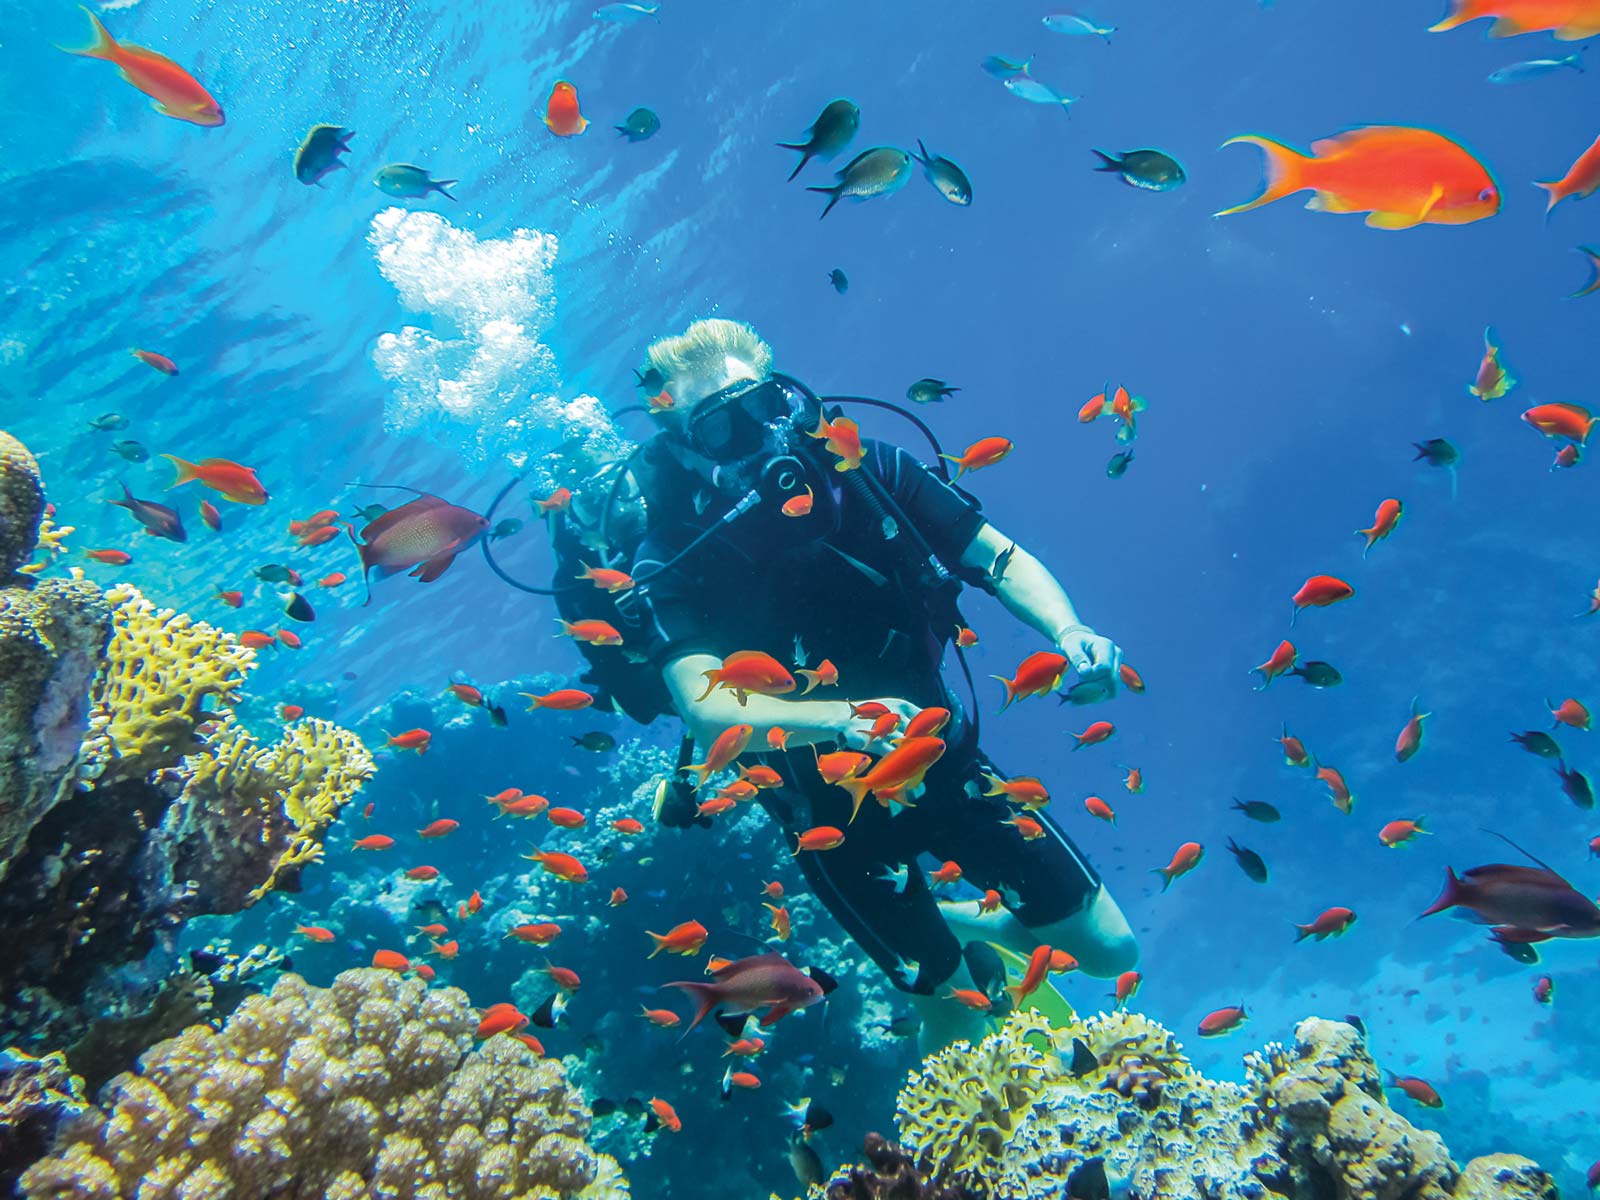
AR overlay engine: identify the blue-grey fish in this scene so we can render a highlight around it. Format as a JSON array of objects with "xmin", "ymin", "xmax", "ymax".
[
  {"xmin": 1003, "ymin": 74, "xmax": 1078, "ymax": 110},
  {"xmin": 373, "ymin": 163, "xmax": 456, "ymax": 201},
  {"xmin": 1091, "ymin": 148, "xmax": 1186, "ymax": 191},
  {"xmin": 907, "ymin": 378, "xmax": 959, "ymax": 404},
  {"xmin": 1106, "ymin": 450, "xmax": 1134, "ymax": 479},
  {"xmin": 828, "ymin": 269, "xmax": 848, "ymax": 294},
  {"xmin": 980, "ymin": 54, "xmax": 1032, "ymax": 79},
  {"xmin": 594, "ymin": 2, "xmax": 658, "ymax": 20},
  {"xmin": 88, "ymin": 412, "xmax": 128, "ymax": 431},
  {"xmin": 778, "ymin": 99, "xmax": 860, "ymax": 182},
  {"xmin": 615, "ymin": 107, "xmax": 660, "ymax": 141},
  {"xmin": 110, "ymin": 440, "xmax": 148, "ymax": 462},
  {"xmin": 806, "ymin": 146, "xmax": 911, "ymax": 219},
  {"xmin": 294, "ymin": 124, "xmax": 354, "ymax": 185},
  {"xmin": 109, "ymin": 482, "xmax": 186, "ymax": 542},
  {"xmin": 912, "ymin": 139, "xmax": 972, "ymax": 205},
  {"xmin": 1043, "ymin": 12, "xmax": 1114, "ymax": 41},
  {"xmin": 1488, "ymin": 50, "xmax": 1584, "ymax": 84}
]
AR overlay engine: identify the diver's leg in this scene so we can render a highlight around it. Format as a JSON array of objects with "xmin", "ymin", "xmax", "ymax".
[{"xmin": 906, "ymin": 956, "xmax": 992, "ymax": 1054}]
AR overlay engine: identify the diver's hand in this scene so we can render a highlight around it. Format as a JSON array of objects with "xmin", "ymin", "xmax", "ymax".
[
  {"xmin": 839, "ymin": 697, "xmax": 922, "ymax": 753},
  {"xmin": 1056, "ymin": 625, "xmax": 1123, "ymax": 700}
]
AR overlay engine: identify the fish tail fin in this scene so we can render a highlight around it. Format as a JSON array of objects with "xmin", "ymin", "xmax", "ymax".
[
  {"xmin": 796, "ymin": 668, "xmax": 820, "ymax": 695},
  {"xmin": 1090, "ymin": 149, "xmax": 1122, "ymax": 172},
  {"xmin": 915, "ymin": 138, "xmax": 930, "ymax": 165},
  {"xmin": 938, "ymin": 454, "xmax": 968, "ymax": 481},
  {"xmin": 695, "ymin": 670, "xmax": 721, "ymax": 703},
  {"xmin": 805, "ymin": 183, "xmax": 841, "ymax": 219},
  {"xmin": 1293, "ymin": 923, "xmax": 1312, "ymax": 943},
  {"xmin": 979, "ymin": 771, "xmax": 1005, "ymax": 796},
  {"xmin": 162, "ymin": 454, "xmax": 199, "ymax": 488},
  {"xmin": 60, "ymin": 6, "xmax": 118, "ymax": 59},
  {"xmin": 779, "ymin": 144, "xmax": 813, "ymax": 182},
  {"xmin": 837, "ymin": 776, "xmax": 871, "ymax": 825},
  {"xmin": 432, "ymin": 179, "xmax": 459, "ymax": 201},
  {"xmin": 989, "ymin": 674, "xmax": 1016, "ymax": 713},
  {"xmin": 1533, "ymin": 178, "xmax": 1565, "ymax": 216},
  {"xmin": 1427, "ymin": 0, "xmax": 1489, "ymax": 32},
  {"xmin": 685, "ymin": 759, "xmax": 712, "ymax": 788},
  {"xmin": 1215, "ymin": 135, "xmax": 1310, "ymax": 217},
  {"xmin": 646, "ymin": 932, "xmax": 666, "ymax": 959},
  {"xmin": 1571, "ymin": 246, "xmax": 1600, "ymax": 299},
  {"xmin": 343, "ymin": 523, "xmax": 375, "ymax": 607},
  {"xmin": 1419, "ymin": 867, "xmax": 1463, "ymax": 918},
  {"xmin": 661, "ymin": 980, "xmax": 719, "ymax": 1032},
  {"xmin": 1151, "ymin": 866, "xmax": 1173, "ymax": 892}
]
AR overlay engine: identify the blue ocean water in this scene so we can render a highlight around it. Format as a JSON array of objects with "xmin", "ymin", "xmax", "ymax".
[{"xmin": 2, "ymin": 0, "xmax": 1598, "ymax": 1194}]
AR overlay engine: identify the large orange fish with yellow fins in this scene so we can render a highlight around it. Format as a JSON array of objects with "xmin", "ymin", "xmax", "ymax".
[
  {"xmin": 1429, "ymin": 0, "xmax": 1600, "ymax": 40},
  {"xmin": 1217, "ymin": 126, "xmax": 1500, "ymax": 230}
]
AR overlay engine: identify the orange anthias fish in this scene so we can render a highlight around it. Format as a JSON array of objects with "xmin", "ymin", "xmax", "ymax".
[
  {"xmin": 940, "ymin": 436, "xmax": 1014, "ymax": 481},
  {"xmin": 544, "ymin": 80, "xmax": 589, "ymax": 136},
  {"xmin": 504, "ymin": 922, "xmax": 562, "ymax": 945},
  {"xmin": 1395, "ymin": 698, "xmax": 1432, "ymax": 763},
  {"xmin": 547, "ymin": 808, "xmax": 587, "ymax": 829},
  {"xmin": 1431, "ymin": 0, "xmax": 1600, "ymax": 40},
  {"xmin": 557, "ymin": 618, "xmax": 624, "ymax": 646},
  {"xmin": 1007, "ymin": 945, "xmax": 1054, "ymax": 1008},
  {"xmin": 85, "ymin": 549, "xmax": 132, "ymax": 565},
  {"xmin": 536, "ymin": 488, "xmax": 572, "ymax": 513},
  {"xmin": 447, "ymin": 682, "xmax": 484, "ymax": 707},
  {"xmin": 1111, "ymin": 970, "xmax": 1142, "ymax": 1009},
  {"xmin": 902, "ymin": 707, "xmax": 951, "ymax": 740},
  {"xmin": 1279, "ymin": 724, "xmax": 1312, "ymax": 768},
  {"xmin": 1548, "ymin": 696, "xmax": 1591, "ymax": 730},
  {"xmin": 797, "ymin": 658, "xmax": 839, "ymax": 694},
  {"xmin": 781, "ymin": 486, "xmax": 814, "ymax": 518},
  {"xmin": 523, "ymin": 848, "xmax": 589, "ymax": 883},
  {"xmin": 1467, "ymin": 328, "xmax": 1515, "ymax": 401},
  {"xmin": 1118, "ymin": 663, "xmax": 1146, "ymax": 694},
  {"xmin": 162, "ymin": 456, "xmax": 269, "ymax": 505},
  {"xmin": 945, "ymin": 988, "xmax": 993, "ymax": 1011},
  {"xmin": 1522, "ymin": 402, "xmax": 1596, "ymax": 444},
  {"xmin": 982, "ymin": 772, "xmax": 1050, "ymax": 809},
  {"xmin": 1198, "ymin": 1004, "xmax": 1248, "ymax": 1037},
  {"xmin": 767, "ymin": 727, "xmax": 791, "ymax": 752},
  {"xmin": 131, "ymin": 349, "xmax": 179, "ymax": 375},
  {"xmin": 1071, "ymin": 721, "xmax": 1115, "ymax": 750},
  {"xmin": 405, "ymin": 866, "xmax": 440, "ymax": 881},
  {"xmin": 353, "ymin": 834, "xmax": 394, "ymax": 851},
  {"xmin": 1121, "ymin": 765, "xmax": 1144, "ymax": 793},
  {"xmin": 929, "ymin": 860, "xmax": 963, "ymax": 886},
  {"xmin": 992, "ymin": 651, "xmax": 1070, "ymax": 712},
  {"xmin": 1317, "ymin": 762, "xmax": 1356, "ymax": 813},
  {"xmin": 522, "ymin": 688, "xmax": 595, "ymax": 710},
  {"xmin": 293, "ymin": 924, "xmax": 336, "ymax": 943},
  {"xmin": 697, "ymin": 651, "xmax": 796, "ymax": 705},
  {"xmin": 1386, "ymin": 1072, "xmax": 1443, "ymax": 1108},
  {"xmin": 418, "ymin": 819, "xmax": 460, "ymax": 839},
  {"xmin": 347, "ymin": 492, "xmax": 490, "ymax": 603},
  {"xmin": 1356, "ymin": 499, "xmax": 1404, "ymax": 558},
  {"xmin": 648, "ymin": 920, "xmax": 710, "ymax": 958},
  {"xmin": 978, "ymin": 889, "xmax": 1002, "ymax": 913},
  {"xmin": 61, "ymin": 9, "xmax": 224, "ymax": 126},
  {"xmin": 954, "ymin": 625, "xmax": 979, "ymax": 648},
  {"xmin": 808, "ymin": 415, "xmax": 864, "ymax": 471},
  {"xmin": 1380, "ymin": 818, "xmax": 1428, "ymax": 848},
  {"xmin": 836, "ymin": 737, "xmax": 947, "ymax": 822},
  {"xmin": 649, "ymin": 1097, "xmax": 682, "ymax": 1133},
  {"xmin": 386, "ymin": 728, "xmax": 432, "ymax": 754},
  {"xmin": 1252, "ymin": 639, "xmax": 1298, "ymax": 689},
  {"xmin": 1291, "ymin": 575, "xmax": 1354, "ymax": 625},
  {"xmin": 1153, "ymin": 841, "xmax": 1204, "ymax": 891},
  {"xmin": 762, "ymin": 880, "xmax": 785, "ymax": 899},
  {"xmin": 764, "ymin": 902, "xmax": 791, "ymax": 941},
  {"xmin": 640, "ymin": 1006, "xmax": 681, "ymax": 1028},
  {"xmin": 216, "ymin": 589, "xmax": 244, "ymax": 608},
  {"xmin": 1084, "ymin": 795, "xmax": 1116, "ymax": 824},
  {"xmin": 1293, "ymin": 906, "xmax": 1357, "ymax": 942},
  {"xmin": 577, "ymin": 562, "xmax": 635, "ymax": 593},
  {"xmin": 1005, "ymin": 814, "xmax": 1045, "ymax": 840},
  {"xmin": 476, "ymin": 1003, "xmax": 529, "ymax": 1039},
  {"xmin": 612, "ymin": 817, "xmax": 645, "ymax": 835},
  {"xmin": 610, "ymin": 887, "xmax": 629, "ymax": 906},
  {"xmin": 793, "ymin": 825, "xmax": 846, "ymax": 854},
  {"xmin": 688, "ymin": 723, "xmax": 754, "ymax": 786},
  {"xmin": 1217, "ymin": 126, "xmax": 1500, "ymax": 230},
  {"xmin": 200, "ymin": 501, "xmax": 222, "ymax": 533},
  {"xmin": 317, "ymin": 573, "xmax": 347, "ymax": 588},
  {"xmin": 277, "ymin": 628, "xmax": 303, "ymax": 650}
]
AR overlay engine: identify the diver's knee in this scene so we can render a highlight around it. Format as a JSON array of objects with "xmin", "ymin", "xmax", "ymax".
[{"xmin": 1071, "ymin": 887, "xmax": 1139, "ymax": 977}]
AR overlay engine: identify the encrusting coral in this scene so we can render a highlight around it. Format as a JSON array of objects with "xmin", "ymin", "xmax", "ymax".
[
  {"xmin": 19, "ymin": 968, "xmax": 630, "ymax": 1200},
  {"xmin": 0, "ymin": 1049, "xmax": 91, "ymax": 1195},
  {"xmin": 866, "ymin": 1009, "xmax": 1556, "ymax": 1200},
  {"xmin": 0, "ymin": 430, "xmax": 45, "ymax": 580}
]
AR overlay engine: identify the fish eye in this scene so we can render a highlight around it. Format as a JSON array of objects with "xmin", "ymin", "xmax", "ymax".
[{"xmin": 1479, "ymin": 187, "xmax": 1496, "ymax": 201}]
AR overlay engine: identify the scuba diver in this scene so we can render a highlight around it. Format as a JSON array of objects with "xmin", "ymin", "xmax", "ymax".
[{"xmin": 535, "ymin": 318, "xmax": 1136, "ymax": 1049}]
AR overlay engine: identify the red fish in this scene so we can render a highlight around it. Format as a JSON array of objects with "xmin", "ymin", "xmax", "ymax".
[
  {"xmin": 131, "ymin": 348, "xmax": 180, "ymax": 375},
  {"xmin": 523, "ymin": 848, "xmax": 589, "ymax": 883},
  {"xmin": 815, "ymin": 751, "xmax": 870, "ymax": 785},
  {"xmin": 1279, "ymin": 724, "xmax": 1311, "ymax": 768},
  {"xmin": 1551, "ymin": 443, "xmax": 1583, "ymax": 470},
  {"xmin": 354, "ymin": 834, "xmax": 395, "ymax": 850},
  {"xmin": 547, "ymin": 807, "xmax": 586, "ymax": 829},
  {"xmin": 763, "ymin": 902, "xmax": 791, "ymax": 941},
  {"xmin": 1118, "ymin": 663, "xmax": 1146, "ymax": 694},
  {"xmin": 162, "ymin": 456, "xmax": 268, "ymax": 505},
  {"xmin": 216, "ymin": 589, "xmax": 244, "ymax": 608},
  {"xmin": 1537, "ymin": 132, "xmax": 1600, "ymax": 216},
  {"xmin": 372, "ymin": 950, "xmax": 410, "ymax": 972},
  {"xmin": 504, "ymin": 922, "xmax": 562, "ymax": 945},
  {"xmin": 1379, "ymin": 818, "xmax": 1428, "ymax": 848},
  {"xmin": 298, "ymin": 525, "xmax": 339, "ymax": 547},
  {"xmin": 1386, "ymin": 1072, "xmax": 1443, "ymax": 1108},
  {"xmin": 1395, "ymin": 698, "xmax": 1431, "ymax": 763},
  {"xmin": 317, "ymin": 572, "xmax": 347, "ymax": 588},
  {"xmin": 279, "ymin": 704, "xmax": 304, "ymax": 721},
  {"xmin": 1004, "ymin": 814, "xmax": 1045, "ymax": 840},
  {"xmin": 1154, "ymin": 842, "xmax": 1203, "ymax": 891},
  {"xmin": 577, "ymin": 562, "xmax": 635, "ymax": 593},
  {"xmin": 1197, "ymin": 1004, "xmax": 1248, "ymax": 1037},
  {"xmin": 761, "ymin": 880, "xmax": 785, "ymax": 899},
  {"xmin": 386, "ymin": 728, "xmax": 432, "ymax": 754},
  {"xmin": 992, "ymin": 651, "xmax": 1070, "ymax": 711},
  {"xmin": 446, "ymin": 682, "xmax": 483, "ymax": 707},
  {"xmin": 648, "ymin": 920, "xmax": 710, "ymax": 958},
  {"xmin": 536, "ymin": 488, "xmax": 573, "ymax": 513},
  {"xmin": 418, "ymin": 819, "xmax": 459, "ymax": 839},
  {"xmin": 640, "ymin": 1006, "xmax": 681, "ymax": 1028},
  {"xmin": 1111, "ymin": 970, "xmax": 1141, "ymax": 1009},
  {"xmin": 200, "ymin": 500, "xmax": 223, "ymax": 533},
  {"xmin": 1121, "ymin": 765, "xmax": 1144, "ymax": 793},
  {"xmin": 808, "ymin": 414, "xmax": 864, "ymax": 471},
  {"xmin": 696, "ymin": 796, "xmax": 737, "ymax": 819},
  {"xmin": 767, "ymin": 727, "xmax": 791, "ymax": 752},
  {"xmin": 465, "ymin": 890, "xmax": 484, "ymax": 915},
  {"xmin": 978, "ymin": 889, "xmax": 1002, "ymax": 913},
  {"xmin": 797, "ymin": 658, "xmax": 839, "ymax": 694},
  {"xmin": 697, "ymin": 652, "xmax": 795, "ymax": 705},
  {"xmin": 649, "ymin": 1097, "xmax": 682, "ymax": 1133},
  {"xmin": 663, "ymin": 951, "xmax": 825, "ymax": 1031},
  {"xmin": 476, "ymin": 1004, "xmax": 529, "ymax": 1039},
  {"xmin": 1356, "ymin": 499, "xmax": 1404, "ymax": 557},
  {"xmin": 1316, "ymin": 762, "xmax": 1355, "ymax": 813},
  {"xmin": 793, "ymin": 826, "xmax": 846, "ymax": 854},
  {"xmin": 1007, "ymin": 944, "xmax": 1053, "ymax": 1006},
  {"xmin": 427, "ymin": 939, "xmax": 459, "ymax": 960},
  {"xmin": 1522, "ymin": 402, "xmax": 1595, "ymax": 444},
  {"xmin": 982, "ymin": 772, "xmax": 1050, "ymax": 809},
  {"xmin": 929, "ymin": 860, "xmax": 963, "ymax": 886},
  {"xmin": 781, "ymin": 486, "xmax": 814, "ymax": 518},
  {"xmin": 940, "ymin": 436, "xmax": 1013, "ymax": 481},
  {"xmin": 1294, "ymin": 906, "xmax": 1357, "ymax": 942},
  {"xmin": 836, "ymin": 738, "xmax": 946, "ymax": 822},
  {"xmin": 293, "ymin": 924, "xmax": 335, "ymax": 942},
  {"xmin": 405, "ymin": 866, "xmax": 440, "ymax": 881},
  {"xmin": 544, "ymin": 80, "xmax": 588, "ymax": 136},
  {"xmin": 62, "ymin": 11, "xmax": 223, "ymax": 126},
  {"xmin": 544, "ymin": 965, "xmax": 582, "ymax": 992},
  {"xmin": 1217, "ymin": 127, "xmax": 1500, "ymax": 229},
  {"xmin": 1077, "ymin": 388, "xmax": 1109, "ymax": 423},
  {"xmin": 1291, "ymin": 575, "xmax": 1354, "ymax": 624},
  {"xmin": 955, "ymin": 626, "xmax": 979, "ymax": 648},
  {"xmin": 1551, "ymin": 697, "xmax": 1591, "ymax": 730},
  {"xmin": 1467, "ymin": 328, "xmax": 1515, "ymax": 402},
  {"xmin": 558, "ymin": 618, "xmax": 623, "ymax": 646},
  {"xmin": 612, "ymin": 817, "xmax": 645, "ymax": 835},
  {"xmin": 648, "ymin": 389, "xmax": 675, "ymax": 412},
  {"xmin": 415, "ymin": 923, "xmax": 449, "ymax": 938},
  {"xmin": 1071, "ymin": 721, "xmax": 1115, "ymax": 750},
  {"xmin": 1252, "ymin": 639, "xmax": 1297, "ymax": 689},
  {"xmin": 688, "ymin": 723, "xmax": 754, "ymax": 786},
  {"xmin": 1533, "ymin": 975, "xmax": 1555, "ymax": 1004},
  {"xmin": 902, "ymin": 707, "xmax": 951, "ymax": 740},
  {"xmin": 347, "ymin": 492, "xmax": 491, "ymax": 604},
  {"xmin": 1084, "ymin": 795, "xmax": 1116, "ymax": 824},
  {"xmin": 1430, "ymin": 0, "xmax": 1600, "ymax": 39},
  {"xmin": 84, "ymin": 549, "xmax": 132, "ymax": 565},
  {"xmin": 522, "ymin": 688, "xmax": 595, "ymax": 710},
  {"xmin": 945, "ymin": 988, "xmax": 993, "ymax": 1011}
]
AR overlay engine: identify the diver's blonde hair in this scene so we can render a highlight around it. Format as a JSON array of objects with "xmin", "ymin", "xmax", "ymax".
[{"xmin": 643, "ymin": 319, "xmax": 774, "ymax": 399}]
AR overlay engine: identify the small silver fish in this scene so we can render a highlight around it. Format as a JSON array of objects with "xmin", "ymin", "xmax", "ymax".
[
  {"xmin": 912, "ymin": 139, "xmax": 972, "ymax": 205},
  {"xmin": 1043, "ymin": 12, "xmax": 1114, "ymax": 41},
  {"xmin": 1487, "ymin": 51, "xmax": 1584, "ymax": 84},
  {"xmin": 1003, "ymin": 75, "xmax": 1078, "ymax": 110},
  {"xmin": 806, "ymin": 146, "xmax": 912, "ymax": 218},
  {"xmin": 594, "ymin": 1, "xmax": 658, "ymax": 21}
]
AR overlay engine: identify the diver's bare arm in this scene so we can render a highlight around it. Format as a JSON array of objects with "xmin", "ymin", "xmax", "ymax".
[
  {"xmin": 959, "ymin": 523, "xmax": 1086, "ymax": 643},
  {"xmin": 662, "ymin": 654, "xmax": 858, "ymax": 748}
]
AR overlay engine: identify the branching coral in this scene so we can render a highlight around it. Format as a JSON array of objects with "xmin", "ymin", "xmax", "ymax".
[
  {"xmin": 81, "ymin": 585, "xmax": 256, "ymax": 787},
  {"xmin": 19, "ymin": 968, "xmax": 630, "ymax": 1200}
]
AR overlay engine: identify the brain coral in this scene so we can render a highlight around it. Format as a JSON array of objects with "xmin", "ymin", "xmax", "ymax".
[
  {"xmin": 0, "ymin": 430, "xmax": 45, "ymax": 579},
  {"xmin": 81, "ymin": 584, "xmax": 256, "ymax": 787},
  {"xmin": 18, "ymin": 968, "xmax": 630, "ymax": 1200}
]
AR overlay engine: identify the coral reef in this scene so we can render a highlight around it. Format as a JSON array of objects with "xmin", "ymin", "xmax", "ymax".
[
  {"xmin": 822, "ymin": 1134, "xmax": 977, "ymax": 1200},
  {"xmin": 19, "ymin": 968, "xmax": 629, "ymax": 1199},
  {"xmin": 0, "ymin": 1049, "xmax": 91, "ymax": 1196},
  {"xmin": 0, "ymin": 429, "xmax": 45, "ymax": 580},
  {"xmin": 874, "ymin": 1010, "xmax": 1554, "ymax": 1200}
]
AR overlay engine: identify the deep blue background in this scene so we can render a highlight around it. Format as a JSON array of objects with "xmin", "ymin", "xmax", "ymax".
[{"xmin": 2, "ymin": 0, "xmax": 1598, "ymax": 1191}]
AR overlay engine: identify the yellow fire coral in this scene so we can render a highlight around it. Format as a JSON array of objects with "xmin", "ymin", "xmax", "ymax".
[
  {"xmin": 19, "ymin": 968, "xmax": 631, "ymax": 1200},
  {"xmin": 162, "ymin": 717, "xmax": 376, "ymax": 911},
  {"xmin": 82, "ymin": 585, "xmax": 256, "ymax": 787}
]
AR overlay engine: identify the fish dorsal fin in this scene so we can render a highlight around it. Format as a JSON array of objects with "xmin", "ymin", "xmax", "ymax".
[
  {"xmin": 1480, "ymin": 828, "xmax": 1566, "ymax": 880},
  {"xmin": 1309, "ymin": 130, "xmax": 1366, "ymax": 157}
]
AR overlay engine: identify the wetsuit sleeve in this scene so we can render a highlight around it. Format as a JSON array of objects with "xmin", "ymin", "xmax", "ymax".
[
  {"xmin": 873, "ymin": 442, "xmax": 986, "ymax": 567},
  {"xmin": 630, "ymin": 531, "xmax": 722, "ymax": 668}
]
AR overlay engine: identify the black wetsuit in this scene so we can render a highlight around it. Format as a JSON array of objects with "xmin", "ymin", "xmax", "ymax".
[{"xmin": 631, "ymin": 436, "xmax": 1101, "ymax": 993}]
